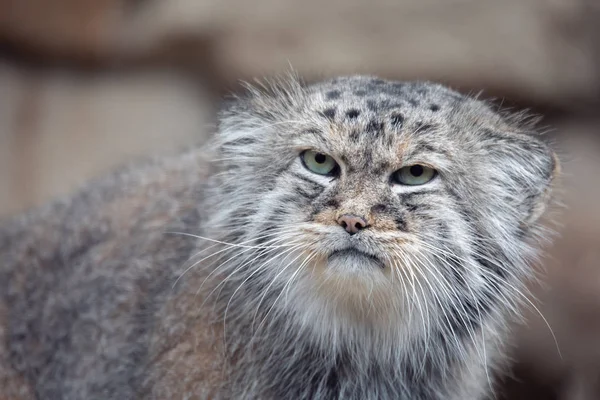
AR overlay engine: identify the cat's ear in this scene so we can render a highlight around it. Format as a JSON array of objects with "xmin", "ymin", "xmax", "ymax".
[{"xmin": 482, "ymin": 130, "xmax": 560, "ymax": 226}]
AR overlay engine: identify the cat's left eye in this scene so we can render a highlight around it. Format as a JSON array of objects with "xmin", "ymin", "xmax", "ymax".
[
  {"xmin": 301, "ymin": 150, "xmax": 339, "ymax": 176},
  {"xmin": 392, "ymin": 164, "xmax": 436, "ymax": 185}
]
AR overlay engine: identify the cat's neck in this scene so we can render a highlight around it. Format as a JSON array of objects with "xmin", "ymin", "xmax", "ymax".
[{"xmin": 207, "ymin": 274, "xmax": 496, "ymax": 400}]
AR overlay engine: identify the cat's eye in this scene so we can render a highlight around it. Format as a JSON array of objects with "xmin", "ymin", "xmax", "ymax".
[
  {"xmin": 393, "ymin": 164, "xmax": 436, "ymax": 185},
  {"xmin": 301, "ymin": 150, "xmax": 339, "ymax": 176}
]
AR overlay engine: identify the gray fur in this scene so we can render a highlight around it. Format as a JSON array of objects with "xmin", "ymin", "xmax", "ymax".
[{"xmin": 0, "ymin": 75, "xmax": 559, "ymax": 399}]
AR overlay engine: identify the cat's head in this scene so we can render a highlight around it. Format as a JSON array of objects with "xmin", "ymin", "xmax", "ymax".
[{"xmin": 208, "ymin": 75, "xmax": 558, "ymax": 339}]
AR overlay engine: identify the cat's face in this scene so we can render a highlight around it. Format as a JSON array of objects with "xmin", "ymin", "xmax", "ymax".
[{"xmin": 212, "ymin": 76, "xmax": 557, "ymax": 332}]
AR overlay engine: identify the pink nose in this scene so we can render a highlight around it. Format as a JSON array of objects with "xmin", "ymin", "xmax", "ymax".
[{"xmin": 337, "ymin": 214, "xmax": 368, "ymax": 235}]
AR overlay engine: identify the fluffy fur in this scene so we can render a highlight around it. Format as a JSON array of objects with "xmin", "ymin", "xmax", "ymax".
[{"xmin": 0, "ymin": 75, "xmax": 559, "ymax": 399}]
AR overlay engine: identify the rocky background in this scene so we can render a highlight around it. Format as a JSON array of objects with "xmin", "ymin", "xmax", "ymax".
[{"xmin": 1, "ymin": 1, "xmax": 599, "ymax": 398}]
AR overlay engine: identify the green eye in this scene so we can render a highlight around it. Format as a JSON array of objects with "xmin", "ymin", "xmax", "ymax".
[
  {"xmin": 393, "ymin": 164, "xmax": 436, "ymax": 185},
  {"xmin": 301, "ymin": 150, "xmax": 339, "ymax": 176}
]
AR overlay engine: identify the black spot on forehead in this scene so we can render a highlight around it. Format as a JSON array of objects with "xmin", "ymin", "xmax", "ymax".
[
  {"xmin": 346, "ymin": 109, "xmax": 360, "ymax": 119},
  {"xmin": 366, "ymin": 120, "xmax": 384, "ymax": 135},
  {"xmin": 326, "ymin": 90, "xmax": 341, "ymax": 100},
  {"xmin": 320, "ymin": 108, "xmax": 337, "ymax": 120},
  {"xmin": 313, "ymin": 77, "xmax": 468, "ymax": 119},
  {"xmin": 390, "ymin": 113, "xmax": 404, "ymax": 128}
]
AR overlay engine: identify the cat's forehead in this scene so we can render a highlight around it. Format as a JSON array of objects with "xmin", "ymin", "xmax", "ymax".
[
  {"xmin": 306, "ymin": 76, "xmax": 465, "ymax": 119},
  {"xmin": 297, "ymin": 77, "xmax": 473, "ymax": 161}
]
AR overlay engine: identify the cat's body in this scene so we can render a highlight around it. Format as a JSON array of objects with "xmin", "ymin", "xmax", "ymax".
[{"xmin": 0, "ymin": 76, "xmax": 558, "ymax": 399}]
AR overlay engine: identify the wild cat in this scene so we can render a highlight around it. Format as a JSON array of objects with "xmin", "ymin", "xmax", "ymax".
[{"xmin": 0, "ymin": 75, "xmax": 559, "ymax": 399}]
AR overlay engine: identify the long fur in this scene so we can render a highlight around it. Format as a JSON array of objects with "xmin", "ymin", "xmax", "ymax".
[{"xmin": 0, "ymin": 75, "xmax": 559, "ymax": 399}]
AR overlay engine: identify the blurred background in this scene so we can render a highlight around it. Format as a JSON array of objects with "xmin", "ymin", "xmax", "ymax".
[{"xmin": 0, "ymin": 0, "xmax": 599, "ymax": 398}]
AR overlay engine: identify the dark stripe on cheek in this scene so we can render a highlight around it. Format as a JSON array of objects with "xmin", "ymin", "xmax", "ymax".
[
  {"xmin": 290, "ymin": 172, "xmax": 326, "ymax": 189},
  {"xmin": 440, "ymin": 249, "xmax": 499, "ymax": 339},
  {"xmin": 397, "ymin": 190, "xmax": 441, "ymax": 202},
  {"xmin": 294, "ymin": 187, "xmax": 321, "ymax": 200},
  {"xmin": 436, "ymin": 222, "xmax": 451, "ymax": 240},
  {"xmin": 472, "ymin": 240, "xmax": 510, "ymax": 279},
  {"xmin": 255, "ymin": 224, "xmax": 278, "ymax": 245},
  {"xmin": 445, "ymin": 293, "xmax": 489, "ymax": 341},
  {"xmin": 474, "ymin": 255, "xmax": 506, "ymax": 279},
  {"xmin": 434, "ymin": 250, "xmax": 466, "ymax": 288},
  {"xmin": 308, "ymin": 194, "xmax": 339, "ymax": 219}
]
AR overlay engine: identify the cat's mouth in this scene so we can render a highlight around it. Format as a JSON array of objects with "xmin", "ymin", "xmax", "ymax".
[{"xmin": 327, "ymin": 248, "xmax": 385, "ymax": 269}]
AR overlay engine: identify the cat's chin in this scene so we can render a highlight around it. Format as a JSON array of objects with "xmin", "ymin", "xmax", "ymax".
[
  {"xmin": 294, "ymin": 253, "xmax": 407, "ymax": 329},
  {"xmin": 327, "ymin": 248, "xmax": 385, "ymax": 273},
  {"xmin": 305, "ymin": 249, "xmax": 395, "ymax": 302}
]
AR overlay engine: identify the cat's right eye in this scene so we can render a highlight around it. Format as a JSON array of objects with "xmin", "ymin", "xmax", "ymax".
[
  {"xmin": 392, "ymin": 164, "xmax": 436, "ymax": 186},
  {"xmin": 300, "ymin": 150, "xmax": 339, "ymax": 176}
]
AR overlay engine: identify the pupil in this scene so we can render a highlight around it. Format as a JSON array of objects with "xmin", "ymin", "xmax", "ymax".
[
  {"xmin": 314, "ymin": 153, "xmax": 326, "ymax": 164},
  {"xmin": 410, "ymin": 165, "xmax": 424, "ymax": 177}
]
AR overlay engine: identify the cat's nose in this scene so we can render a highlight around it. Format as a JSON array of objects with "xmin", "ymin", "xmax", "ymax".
[{"xmin": 337, "ymin": 214, "xmax": 368, "ymax": 235}]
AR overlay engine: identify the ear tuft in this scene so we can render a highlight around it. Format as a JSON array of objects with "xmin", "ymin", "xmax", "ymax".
[{"xmin": 482, "ymin": 129, "xmax": 559, "ymax": 226}]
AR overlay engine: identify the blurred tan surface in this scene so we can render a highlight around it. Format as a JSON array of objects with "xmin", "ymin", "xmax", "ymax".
[
  {"xmin": 0, "ymin": 62, "xmax": 211, "ymax": 217},
  {"xmin": 1, "ymin": 1, "xmax": 599, "ymax": 399},
  {"xmin": 1, "ymin": 0, "xmax": 599, "ymax": 108}
]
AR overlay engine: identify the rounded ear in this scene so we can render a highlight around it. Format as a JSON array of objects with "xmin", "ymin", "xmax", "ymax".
[
  {"xmin": 527, "ymin": 150, "xmax": 560, "ymax": 225},
  {"xmin": 481, "ymin": 129, "xmax": 560, "ymax": 227}
]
